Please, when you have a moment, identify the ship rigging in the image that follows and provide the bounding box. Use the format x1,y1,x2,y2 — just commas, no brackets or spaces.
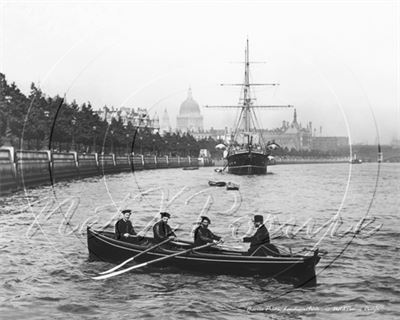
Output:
206,40,293,175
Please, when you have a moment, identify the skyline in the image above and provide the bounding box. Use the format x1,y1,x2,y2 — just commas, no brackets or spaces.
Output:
1,1,398,144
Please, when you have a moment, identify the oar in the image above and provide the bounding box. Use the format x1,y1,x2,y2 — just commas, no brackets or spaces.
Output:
98,237,173,275
92,241,217,280
172,238,242,251
171,238,192,245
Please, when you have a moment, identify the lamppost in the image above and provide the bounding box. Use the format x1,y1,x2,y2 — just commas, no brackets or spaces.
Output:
110,129,114,154
126,133,130,155
71,116,76,151
139,136,143,155
152,138,156,155
165,140,169,156
43,110,50,150
92,125,97,153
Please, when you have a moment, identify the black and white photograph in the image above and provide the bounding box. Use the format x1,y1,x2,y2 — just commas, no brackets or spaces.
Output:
0,0,399,319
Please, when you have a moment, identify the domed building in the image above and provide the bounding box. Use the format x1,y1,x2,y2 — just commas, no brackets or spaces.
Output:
176,88,203,132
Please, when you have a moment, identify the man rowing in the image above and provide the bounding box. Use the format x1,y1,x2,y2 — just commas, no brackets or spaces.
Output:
242,215,279,256
153,212,176,243
194,216,222,246
115,209,137,240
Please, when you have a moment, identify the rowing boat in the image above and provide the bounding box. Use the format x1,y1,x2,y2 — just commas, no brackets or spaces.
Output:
226,182,239,190
87,227,321,286
208,181,226,187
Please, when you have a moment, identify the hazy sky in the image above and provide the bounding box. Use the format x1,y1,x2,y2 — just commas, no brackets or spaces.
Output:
1,0,399,144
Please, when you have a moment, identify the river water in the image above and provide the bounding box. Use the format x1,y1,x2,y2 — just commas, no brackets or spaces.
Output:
0,163,399,319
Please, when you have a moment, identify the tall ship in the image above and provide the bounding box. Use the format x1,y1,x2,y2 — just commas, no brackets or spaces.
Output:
207,40,293,175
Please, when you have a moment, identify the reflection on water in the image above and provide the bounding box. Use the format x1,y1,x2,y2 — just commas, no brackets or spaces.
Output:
0,164,399,319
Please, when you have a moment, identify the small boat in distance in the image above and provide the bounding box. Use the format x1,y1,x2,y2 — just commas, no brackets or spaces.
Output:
226,182,239,190
206,40,293,175
208,181,226,187
183,167,199,170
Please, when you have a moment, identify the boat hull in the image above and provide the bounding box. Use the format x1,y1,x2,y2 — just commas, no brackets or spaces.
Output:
227,152,268,175
208,181,226,187
226,182,239,190
87,228,320,286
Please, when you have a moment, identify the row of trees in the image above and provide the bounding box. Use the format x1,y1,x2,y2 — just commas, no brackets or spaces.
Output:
0,73,222,156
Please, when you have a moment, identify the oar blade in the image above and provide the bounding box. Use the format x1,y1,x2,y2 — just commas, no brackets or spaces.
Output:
98,257,134,275
92,261,148,280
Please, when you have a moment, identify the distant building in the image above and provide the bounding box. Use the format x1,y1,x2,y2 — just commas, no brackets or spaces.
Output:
392,137,400,149
311,136,349,152
191,109,348,151
96,106,159,129
160,108,171,133
176,88,203,132
258,109,348,151
192,127,232,142
260,109,313,150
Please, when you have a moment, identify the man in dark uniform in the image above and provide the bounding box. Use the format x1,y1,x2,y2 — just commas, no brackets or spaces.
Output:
153,212,176,243
115,209,137,240
194,216,222,246
242,215,279,256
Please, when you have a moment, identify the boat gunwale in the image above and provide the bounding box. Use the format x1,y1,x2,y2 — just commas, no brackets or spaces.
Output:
89,228,312,264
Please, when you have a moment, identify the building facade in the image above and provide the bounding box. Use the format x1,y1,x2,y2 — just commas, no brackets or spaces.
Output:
96,106,159,129
311,137,349,152
190,109,349,151
259,109,313,150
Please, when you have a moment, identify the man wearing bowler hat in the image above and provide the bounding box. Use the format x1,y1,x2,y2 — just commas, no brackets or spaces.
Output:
242,215,279,256
115,209,137,240
153,212,176,243
194,216,222,246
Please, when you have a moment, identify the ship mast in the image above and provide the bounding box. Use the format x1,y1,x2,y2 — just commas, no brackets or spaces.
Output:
243,38,251,132
205,39,293,146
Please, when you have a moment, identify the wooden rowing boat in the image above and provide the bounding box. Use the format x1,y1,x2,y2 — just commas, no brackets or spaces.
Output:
87,227,322,286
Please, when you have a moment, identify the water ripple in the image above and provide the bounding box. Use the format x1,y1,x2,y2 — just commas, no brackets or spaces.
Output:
0,164,399,319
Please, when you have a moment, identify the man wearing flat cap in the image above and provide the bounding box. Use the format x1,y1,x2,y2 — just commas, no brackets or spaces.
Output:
242,215,272,255
153,212,176,243
115,209,137,240
194,216,222,246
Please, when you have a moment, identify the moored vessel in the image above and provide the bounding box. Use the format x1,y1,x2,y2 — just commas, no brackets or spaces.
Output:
206,40,293,175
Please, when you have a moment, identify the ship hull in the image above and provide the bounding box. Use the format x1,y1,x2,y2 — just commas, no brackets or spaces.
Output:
227,151,268,175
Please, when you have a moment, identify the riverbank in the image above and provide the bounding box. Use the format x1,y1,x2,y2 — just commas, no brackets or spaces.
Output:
0,147,212,195
275,157,349,165
213,157,349,167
